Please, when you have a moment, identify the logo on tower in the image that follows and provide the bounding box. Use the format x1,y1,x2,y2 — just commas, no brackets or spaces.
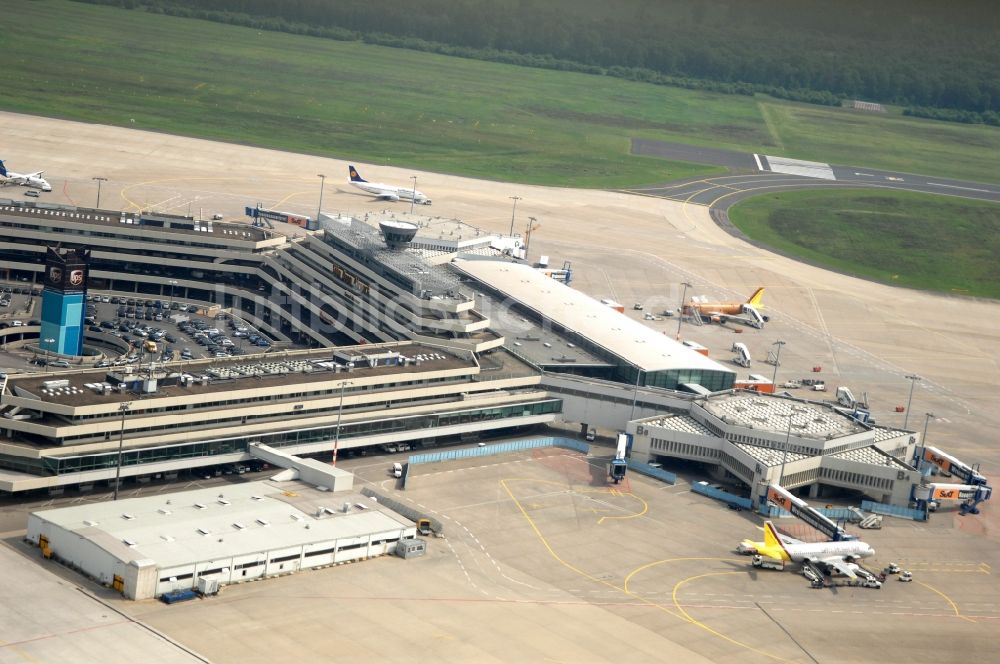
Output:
43,245,90,293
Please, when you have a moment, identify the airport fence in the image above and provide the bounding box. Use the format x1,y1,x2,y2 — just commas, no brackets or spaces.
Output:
407,437,589,465
691,482,754,510
862,500,928,521
626,460,676,484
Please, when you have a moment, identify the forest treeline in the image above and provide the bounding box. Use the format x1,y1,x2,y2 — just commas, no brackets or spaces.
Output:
76,0,1000,125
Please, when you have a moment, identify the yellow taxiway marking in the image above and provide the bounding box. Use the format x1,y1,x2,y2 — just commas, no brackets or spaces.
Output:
917,580,976,623
501,479,794,663
503,477,646,525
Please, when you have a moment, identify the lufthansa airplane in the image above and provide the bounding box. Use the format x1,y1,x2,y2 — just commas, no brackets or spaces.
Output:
348,165,431,205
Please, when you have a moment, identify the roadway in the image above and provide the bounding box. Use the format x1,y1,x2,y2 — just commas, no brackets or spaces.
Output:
628,138,1000,209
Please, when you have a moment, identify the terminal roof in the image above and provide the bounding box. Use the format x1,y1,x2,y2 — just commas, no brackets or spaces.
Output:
703,393,865,439
0,201,274,243
6,344,473,409
451,260,733,374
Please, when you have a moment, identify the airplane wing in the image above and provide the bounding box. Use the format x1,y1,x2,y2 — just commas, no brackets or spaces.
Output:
376,193,400,202
26,171,43,178
820,557,858,578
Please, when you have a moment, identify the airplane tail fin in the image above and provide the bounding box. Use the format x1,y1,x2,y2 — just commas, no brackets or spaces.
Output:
763,521,783,549
746,287,765,307
0,160,6,177
348,165,366,183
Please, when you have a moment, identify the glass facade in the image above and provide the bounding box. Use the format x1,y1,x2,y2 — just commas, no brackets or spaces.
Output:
33,398,562,476
618,366,735,392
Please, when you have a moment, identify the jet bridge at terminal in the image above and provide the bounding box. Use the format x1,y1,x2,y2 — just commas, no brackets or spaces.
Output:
913,445,992,514
764,484,858,541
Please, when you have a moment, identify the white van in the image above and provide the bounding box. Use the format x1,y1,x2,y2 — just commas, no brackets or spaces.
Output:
392,462,403,478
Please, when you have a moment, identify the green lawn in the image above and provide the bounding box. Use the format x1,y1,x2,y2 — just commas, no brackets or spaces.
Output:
0,1,998,187
728,190,1000,298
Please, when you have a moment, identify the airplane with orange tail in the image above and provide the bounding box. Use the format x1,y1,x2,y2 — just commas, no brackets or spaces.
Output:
683,287,768,328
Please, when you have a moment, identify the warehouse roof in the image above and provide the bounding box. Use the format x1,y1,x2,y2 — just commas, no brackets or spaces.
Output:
30,481,412,568
451,260,734,374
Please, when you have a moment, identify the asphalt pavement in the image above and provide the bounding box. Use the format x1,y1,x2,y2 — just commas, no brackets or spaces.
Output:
626,138,1000,209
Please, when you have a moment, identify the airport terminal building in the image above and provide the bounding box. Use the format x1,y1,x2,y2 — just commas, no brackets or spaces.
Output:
628,392,921,506
1,198,921,505
0,343,559,493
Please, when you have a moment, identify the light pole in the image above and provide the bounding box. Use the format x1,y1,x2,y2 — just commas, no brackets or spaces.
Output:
779,413,795,486
922,412,935,446
903,374,921,429
524,216,538,257
316,174,326,222
42,337,55,367
508,195,521,237
628,369,643,421
409,176,417,215
113,401,131,500
332,380,353,466
167,280,178,312
770,340,786,387
92,177,107,209
675,281,692,338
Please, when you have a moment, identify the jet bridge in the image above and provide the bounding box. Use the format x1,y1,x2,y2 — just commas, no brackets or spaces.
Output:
916,446,987,485
914,446,991,514
764,484,857,541
914,483,993,515
609,432,629,484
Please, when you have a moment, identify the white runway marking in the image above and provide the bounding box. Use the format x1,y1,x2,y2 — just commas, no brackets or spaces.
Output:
753,153,763,171
927,182,992,193
765,156,836,180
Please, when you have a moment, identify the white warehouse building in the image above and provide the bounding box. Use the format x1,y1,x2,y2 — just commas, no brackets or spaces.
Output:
26,480,417,600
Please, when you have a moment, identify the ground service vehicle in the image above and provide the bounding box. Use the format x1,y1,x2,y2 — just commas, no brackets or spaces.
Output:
751,555,785,570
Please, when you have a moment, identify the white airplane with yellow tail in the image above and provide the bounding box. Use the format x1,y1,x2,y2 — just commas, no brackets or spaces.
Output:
741,521,875,578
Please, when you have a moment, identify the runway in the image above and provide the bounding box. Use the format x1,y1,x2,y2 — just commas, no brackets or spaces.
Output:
628,139,1000,209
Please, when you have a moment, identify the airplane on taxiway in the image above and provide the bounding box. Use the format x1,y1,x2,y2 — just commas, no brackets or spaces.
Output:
0,159,52,191
348,165,431,205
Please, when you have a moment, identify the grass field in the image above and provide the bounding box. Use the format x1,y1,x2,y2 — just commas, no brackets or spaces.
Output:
728,189,1000,298
0,1,999,188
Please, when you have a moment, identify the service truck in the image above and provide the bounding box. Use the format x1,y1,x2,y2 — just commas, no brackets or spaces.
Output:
751,555,785,570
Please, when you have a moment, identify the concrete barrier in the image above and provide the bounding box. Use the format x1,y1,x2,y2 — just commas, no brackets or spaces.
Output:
862,499,928,521
691,482,753,510
625,460,676,484
408,437,589,466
